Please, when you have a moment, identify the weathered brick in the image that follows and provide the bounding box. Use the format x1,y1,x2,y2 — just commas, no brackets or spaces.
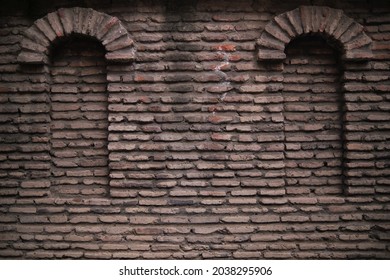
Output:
281,215,310,222
20,180,50,189
289,197,318,205
196,162,225,170
99,215,128,223
127,215,159,224
239,84,267,93
211,179,240,187
250,234,280,242
251,215,280,223
69,216,98,224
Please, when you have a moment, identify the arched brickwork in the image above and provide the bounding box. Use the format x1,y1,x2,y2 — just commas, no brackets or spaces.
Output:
17,7,135,64
15,7,136,200
257,6,373,61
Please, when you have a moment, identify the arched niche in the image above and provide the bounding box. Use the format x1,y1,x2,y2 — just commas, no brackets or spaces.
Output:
282,35,344,195
258,6,374,194
17,7,136,199
49,36,109,197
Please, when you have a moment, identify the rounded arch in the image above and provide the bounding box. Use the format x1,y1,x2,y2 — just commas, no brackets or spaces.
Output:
257,5,373,61
17,7,135,64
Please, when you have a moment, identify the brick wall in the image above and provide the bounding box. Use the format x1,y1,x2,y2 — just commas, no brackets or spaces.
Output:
0,0,389,259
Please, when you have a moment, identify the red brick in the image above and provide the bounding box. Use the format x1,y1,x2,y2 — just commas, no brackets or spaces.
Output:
250,234,280,242
99,215,128,223
281,215,310,222
69,216,98,224
289,197,318,205
196,163,225,170
228,198,257,204
251,215,280,223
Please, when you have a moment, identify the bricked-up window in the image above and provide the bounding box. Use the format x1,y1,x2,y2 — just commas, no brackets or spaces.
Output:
50,36,109,197
283,36,344,195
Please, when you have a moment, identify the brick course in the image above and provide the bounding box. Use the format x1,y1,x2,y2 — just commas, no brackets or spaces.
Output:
0,0,389,259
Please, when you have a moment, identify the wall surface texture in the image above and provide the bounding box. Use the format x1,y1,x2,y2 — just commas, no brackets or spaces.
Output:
0,0,389,259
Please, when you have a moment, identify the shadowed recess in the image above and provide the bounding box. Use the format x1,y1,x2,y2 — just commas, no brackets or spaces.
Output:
283,36,344,195
50,36,109,197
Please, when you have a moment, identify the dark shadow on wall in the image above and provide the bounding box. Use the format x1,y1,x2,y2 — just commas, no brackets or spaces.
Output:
0,0,112,19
